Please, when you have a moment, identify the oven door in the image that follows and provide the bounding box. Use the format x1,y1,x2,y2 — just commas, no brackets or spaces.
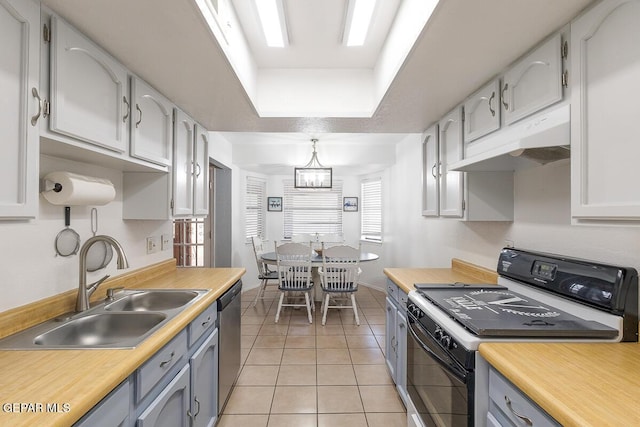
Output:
407,312,473,427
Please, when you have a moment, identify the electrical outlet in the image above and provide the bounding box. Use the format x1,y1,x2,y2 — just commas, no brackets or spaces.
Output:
161,234,171,251
146,236,159,254
504,239,515,248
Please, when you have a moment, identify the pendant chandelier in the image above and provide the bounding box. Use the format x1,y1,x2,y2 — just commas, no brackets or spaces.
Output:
294,139,332,189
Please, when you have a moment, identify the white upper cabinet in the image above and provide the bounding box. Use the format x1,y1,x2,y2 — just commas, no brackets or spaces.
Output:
173,112,210,218
130,76,173,167
438,107,464,218
464,79,500,143
193,124,210,217
173,108,196,217
421,125,439,217
501,33,564,126
571,0,640,220
49,15,129,153
0,0,40,219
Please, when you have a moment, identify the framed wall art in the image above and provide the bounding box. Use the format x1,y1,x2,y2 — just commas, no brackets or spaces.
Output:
267,196,282,212
343,197,358,212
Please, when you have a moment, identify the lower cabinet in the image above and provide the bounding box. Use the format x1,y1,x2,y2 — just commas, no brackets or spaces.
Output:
488,367,559,427
74,301,219,427
137,364,191,427
384,281,408,405
74,379,130,427
190,329,219,427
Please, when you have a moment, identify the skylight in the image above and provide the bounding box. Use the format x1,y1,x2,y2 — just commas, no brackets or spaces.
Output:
344,0,377,47
254,0,289,47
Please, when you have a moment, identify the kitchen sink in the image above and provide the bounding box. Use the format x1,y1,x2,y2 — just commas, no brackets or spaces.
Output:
0,288,209,350
104,290,200,312
33,312,166,347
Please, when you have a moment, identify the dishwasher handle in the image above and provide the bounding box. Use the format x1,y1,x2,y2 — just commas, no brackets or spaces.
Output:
217,280,242,311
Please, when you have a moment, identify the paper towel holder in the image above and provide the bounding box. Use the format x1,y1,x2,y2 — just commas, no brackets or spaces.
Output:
40,171,116,206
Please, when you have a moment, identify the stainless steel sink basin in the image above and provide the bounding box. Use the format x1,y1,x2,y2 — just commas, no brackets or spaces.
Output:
0,288,209,350
33,312,166,347
104,290,200,312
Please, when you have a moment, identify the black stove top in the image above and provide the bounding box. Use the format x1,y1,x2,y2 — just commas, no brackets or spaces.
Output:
415,284,619,338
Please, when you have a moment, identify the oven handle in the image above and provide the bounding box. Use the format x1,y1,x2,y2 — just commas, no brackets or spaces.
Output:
407,316,468,381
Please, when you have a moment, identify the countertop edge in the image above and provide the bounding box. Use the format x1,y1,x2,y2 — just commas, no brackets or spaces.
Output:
0,265,245,427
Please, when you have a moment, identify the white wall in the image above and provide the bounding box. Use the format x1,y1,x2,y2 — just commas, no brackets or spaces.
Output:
0,155,172,313
386,134,640,273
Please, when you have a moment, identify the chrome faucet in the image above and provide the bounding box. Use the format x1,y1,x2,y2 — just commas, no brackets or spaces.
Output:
76,235,129,312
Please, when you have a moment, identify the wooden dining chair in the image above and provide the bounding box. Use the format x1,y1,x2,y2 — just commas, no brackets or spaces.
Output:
274,242,315,323
318,243,361,326
250,237,279,307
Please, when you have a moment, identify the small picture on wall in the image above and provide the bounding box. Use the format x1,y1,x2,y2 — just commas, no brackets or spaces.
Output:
268,197,282,212
343,197,358,212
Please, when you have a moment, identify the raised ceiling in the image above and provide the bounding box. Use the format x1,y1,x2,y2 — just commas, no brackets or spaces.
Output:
42,0,593,134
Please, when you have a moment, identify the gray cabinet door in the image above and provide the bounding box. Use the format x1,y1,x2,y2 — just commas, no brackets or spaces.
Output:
193,123,210,217
395,309,408,404
421,124,439,217
190,329,219,427
0,0,40,219
464,79,500,143
130,76,173,167
438,107,464,218
571,0,640,219
137,364,190,427
173,108,196,216
385,297,398,382
49,16,129,153
74,380,130,427
501,34,563,126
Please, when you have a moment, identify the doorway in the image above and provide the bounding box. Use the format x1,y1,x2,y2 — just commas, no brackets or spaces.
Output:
207,160,232,267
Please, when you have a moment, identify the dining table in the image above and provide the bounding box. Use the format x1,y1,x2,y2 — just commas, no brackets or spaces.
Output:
260,250,379,301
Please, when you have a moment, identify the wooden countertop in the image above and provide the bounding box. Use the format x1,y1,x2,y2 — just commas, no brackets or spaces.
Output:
0,260,245,427
383,258,498,293
480,342,640,426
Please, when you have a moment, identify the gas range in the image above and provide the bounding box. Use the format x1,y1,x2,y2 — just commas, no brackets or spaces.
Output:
408,248,638,350
404,248,638,427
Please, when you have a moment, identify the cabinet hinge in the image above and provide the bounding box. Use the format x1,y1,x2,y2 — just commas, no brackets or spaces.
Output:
43,99,50,117
562,70,569,88
170,199,174,209
561,40,568,59
43,24,51,43
462,199,466,211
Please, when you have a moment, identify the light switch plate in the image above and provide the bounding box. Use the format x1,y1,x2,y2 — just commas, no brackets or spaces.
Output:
146,236,159,254
161,234,171,251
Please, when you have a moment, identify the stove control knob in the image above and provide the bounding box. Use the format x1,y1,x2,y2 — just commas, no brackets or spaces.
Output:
434,326,443,340
441,335,452,349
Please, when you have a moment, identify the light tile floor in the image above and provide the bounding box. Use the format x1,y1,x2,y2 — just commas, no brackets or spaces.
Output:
218,286,407,427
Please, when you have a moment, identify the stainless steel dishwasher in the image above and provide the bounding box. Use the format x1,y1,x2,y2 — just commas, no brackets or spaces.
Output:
217,280,242,415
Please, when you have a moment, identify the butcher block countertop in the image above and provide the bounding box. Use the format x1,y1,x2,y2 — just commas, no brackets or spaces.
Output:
0,259,244,427
383,258,499,293
480,342,640,427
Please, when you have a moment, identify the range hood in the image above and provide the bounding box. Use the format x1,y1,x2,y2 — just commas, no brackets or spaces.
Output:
449,104,570,172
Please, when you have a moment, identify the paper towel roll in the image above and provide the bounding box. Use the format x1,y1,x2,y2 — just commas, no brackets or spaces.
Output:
42,171,116,206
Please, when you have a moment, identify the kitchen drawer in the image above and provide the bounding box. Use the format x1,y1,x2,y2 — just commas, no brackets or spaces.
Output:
398,290,408,309
489,368,559,427
74,379,130,427
136,329,188,403
386,280,399,302
188,304,217,347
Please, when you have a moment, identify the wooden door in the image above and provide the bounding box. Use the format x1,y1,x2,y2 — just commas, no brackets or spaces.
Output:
464,79,500,143
421,125,439,217
173,108,195,216
438,107,464,218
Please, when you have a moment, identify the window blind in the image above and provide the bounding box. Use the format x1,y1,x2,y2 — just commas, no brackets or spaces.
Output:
283,179,343,239
361,178,382,242
245,176,266,242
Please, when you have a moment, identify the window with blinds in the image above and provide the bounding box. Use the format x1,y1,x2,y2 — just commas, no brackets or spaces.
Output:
283,179,343,239
245,176,266,242
361,178,382,242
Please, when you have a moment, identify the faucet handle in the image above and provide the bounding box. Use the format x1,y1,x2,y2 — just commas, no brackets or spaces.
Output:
106,286,124,301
